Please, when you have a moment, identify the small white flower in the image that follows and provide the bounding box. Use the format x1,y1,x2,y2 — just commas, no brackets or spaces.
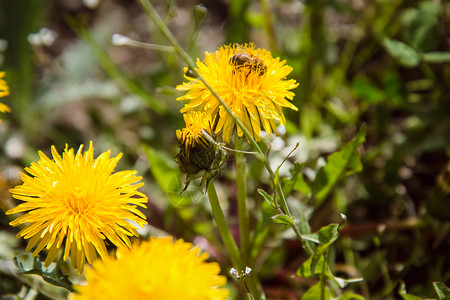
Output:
271,136,285,151
111,33,132,46
276,125,286,136
27,28,57,47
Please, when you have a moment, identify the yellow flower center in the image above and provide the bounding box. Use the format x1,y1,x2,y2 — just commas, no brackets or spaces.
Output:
66,187,89,215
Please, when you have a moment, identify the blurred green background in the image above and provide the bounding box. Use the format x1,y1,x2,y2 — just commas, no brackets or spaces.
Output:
0,0,449,299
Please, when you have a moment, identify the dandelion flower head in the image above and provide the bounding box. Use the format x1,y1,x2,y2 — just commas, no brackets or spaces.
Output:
176,111,213,155
6,142,148,274
0,71,11,120
73,237,229,300
177,43,298,143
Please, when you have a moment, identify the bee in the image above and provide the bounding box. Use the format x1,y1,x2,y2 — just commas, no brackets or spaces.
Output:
229,46,267,76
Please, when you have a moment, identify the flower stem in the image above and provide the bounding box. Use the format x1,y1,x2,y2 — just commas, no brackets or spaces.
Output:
206,183,242,269
207,183,262,299
235,137,250,262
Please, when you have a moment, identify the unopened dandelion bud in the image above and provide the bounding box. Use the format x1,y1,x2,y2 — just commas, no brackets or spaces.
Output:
175,112,227,192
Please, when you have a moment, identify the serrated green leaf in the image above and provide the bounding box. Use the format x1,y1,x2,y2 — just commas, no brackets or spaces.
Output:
272,214,295,226
258,188,276,209
433,282,450,300
382,38,421,67
15,253,74,292
300,281,331,300
311,126,366,206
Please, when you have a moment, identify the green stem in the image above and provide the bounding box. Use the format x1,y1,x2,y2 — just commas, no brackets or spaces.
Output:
292,222,314,256
207,183,242,269
235,137,250,263
260,0,277,51
207,183,262,299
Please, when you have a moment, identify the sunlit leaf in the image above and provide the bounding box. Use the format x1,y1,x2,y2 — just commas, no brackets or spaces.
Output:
271,214,295,226
400,294,423,300
300,281,331,300
301,224,340,245
258,188,276,209
382,38,421,67
297,255,327,278
433,282,450,300
311,126,366,205
303,223,344,275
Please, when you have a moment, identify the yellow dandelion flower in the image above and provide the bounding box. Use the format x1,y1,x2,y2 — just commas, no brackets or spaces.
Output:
0,71,11,120
73,236,230,300
6,142,148,274
177,43,298,143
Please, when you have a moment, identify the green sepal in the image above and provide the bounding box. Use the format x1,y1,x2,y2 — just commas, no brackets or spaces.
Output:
15,253,74,292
